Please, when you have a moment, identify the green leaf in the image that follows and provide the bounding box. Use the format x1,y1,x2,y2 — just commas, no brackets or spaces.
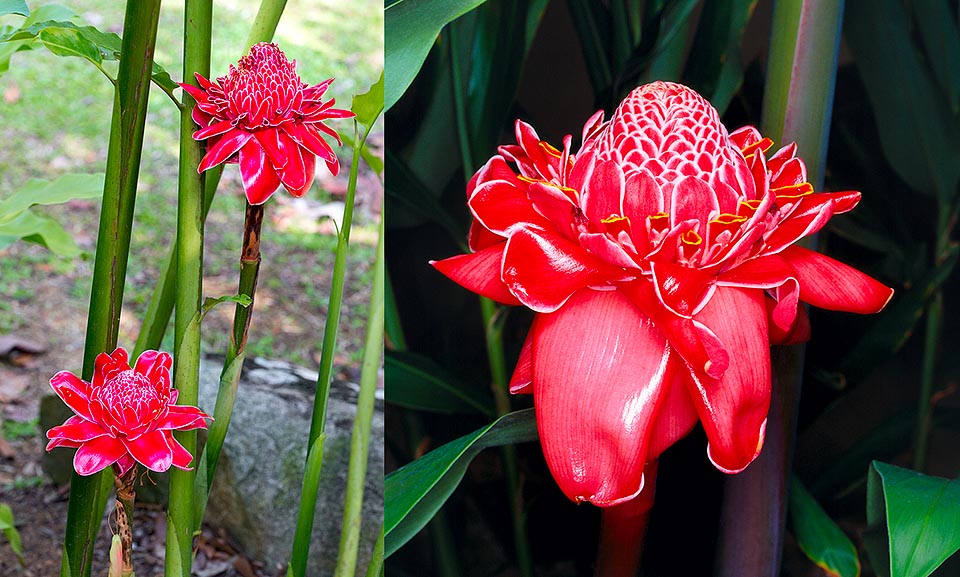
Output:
385,350,494,416
353,71,384,130
384,408,538,557
384,0,489,111
201,294,253,317
789,476,861,577
0,503,24,565
38,26,102,63
0,0,28,17
0,211,83,256
845,0,960,201
867,461,960,577
385,149,464,242
913,0,960,114
0,173,105,224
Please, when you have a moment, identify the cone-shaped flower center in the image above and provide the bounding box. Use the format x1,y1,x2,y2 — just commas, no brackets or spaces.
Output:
97,370,159,410
219,42,304,129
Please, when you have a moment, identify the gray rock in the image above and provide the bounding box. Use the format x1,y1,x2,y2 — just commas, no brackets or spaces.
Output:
39,355,383,576
198,356,383,577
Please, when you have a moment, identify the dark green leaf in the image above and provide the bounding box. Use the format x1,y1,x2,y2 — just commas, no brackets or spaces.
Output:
913,0,960,114
839,245,958,381
352,71,384,130
385,350,494,416
201,294,253,317
0,173,105,224
384,0,489,111
0,503,23,565
38,26,101,64
845,0,960,200
385,149,464,242
0,0,28,17
384,409,538,557
867,461,960,577
566,0,613,95
789,476,861,577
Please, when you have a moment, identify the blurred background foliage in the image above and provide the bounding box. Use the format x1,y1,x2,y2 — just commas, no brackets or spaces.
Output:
385,0,959,575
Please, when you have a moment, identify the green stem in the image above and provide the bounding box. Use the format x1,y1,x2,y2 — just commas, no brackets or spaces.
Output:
133,0,289,355
291,119,371,577
450,22,531,577
114,465,137,577
362,524,384,577
912,291,942,471
61,2,161,576
166,0,211,575
192,203,263,531
333,204,384,577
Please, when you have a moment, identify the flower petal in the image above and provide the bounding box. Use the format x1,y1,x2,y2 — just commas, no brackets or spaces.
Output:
780,245,894,314
646,355,699,459
533,289,672,506
502,227,629,313
49,371,93,421
431,243,521,306
283,122,337,164
717,254,799,332
193,119,235,141
198,128,253,172
649,260,717,318
155,405,210,431
123,430,173,473
74,435,128,476
47,415,108,444
238,138,282,204
509,325,535,394
167,431,196,470
469,180,550,236
687,286,771,474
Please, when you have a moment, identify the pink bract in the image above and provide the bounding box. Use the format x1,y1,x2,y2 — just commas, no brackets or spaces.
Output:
45,347,210,476
181,42,355,205
432,81,893,506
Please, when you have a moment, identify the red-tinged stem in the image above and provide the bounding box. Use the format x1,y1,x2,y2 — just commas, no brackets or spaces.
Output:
113,465,137,577
594,461,658,577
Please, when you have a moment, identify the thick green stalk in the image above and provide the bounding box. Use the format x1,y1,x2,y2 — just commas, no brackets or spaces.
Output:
60,2,161,576
333,206,384,577
291,120,370,576
912,291,942,470
718,1,843,575
166,0,211,575
450,23,532,577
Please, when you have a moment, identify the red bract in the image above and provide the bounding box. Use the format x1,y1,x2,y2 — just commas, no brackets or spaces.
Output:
432,82,893,506
181,42,355,205
46,348,210,476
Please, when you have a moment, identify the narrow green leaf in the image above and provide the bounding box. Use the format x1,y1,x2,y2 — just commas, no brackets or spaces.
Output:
845,0,960,200
385,149,464,242
384,0,489,110
353,71,384,130
0,211,83,256
789,476,861,577
867,461,960,577
0,503,24,564
0,173,105,224
200,294,252,318
565,0,612,95
0,0,28,17
385,351,494,416
384,408,538,557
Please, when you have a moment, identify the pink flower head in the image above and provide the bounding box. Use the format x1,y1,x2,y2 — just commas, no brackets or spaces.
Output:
46,347,210,476
432,81,893,506
181,42,355,205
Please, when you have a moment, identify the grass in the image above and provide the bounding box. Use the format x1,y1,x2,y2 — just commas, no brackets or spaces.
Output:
0,0,382,372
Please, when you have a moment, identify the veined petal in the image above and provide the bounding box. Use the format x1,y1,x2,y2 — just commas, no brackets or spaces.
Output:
649,261,716,318
253,128,289,170
468,218,503,252
74,435,127,476
431,243,522,306
763,191,861,253
469,180,550,235
509,325,535,394
717,254,799,331
49,371,93,421
199,129,253,172
238,139,282,204
47,415,107,444
503,227,629,313
193,119,235,141
582,160,625,225
167,431,196,470
670,175,720,227
768,299,810,345
123,430,173,473
780,246,894,314
155,405,210,431
283,122,337,164
533,289,672,506
646,353,699,459
687,286,771,474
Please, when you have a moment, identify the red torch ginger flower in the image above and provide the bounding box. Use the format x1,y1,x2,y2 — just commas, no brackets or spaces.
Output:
433,81,893,506
45,348,210,476
181,42,354,205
